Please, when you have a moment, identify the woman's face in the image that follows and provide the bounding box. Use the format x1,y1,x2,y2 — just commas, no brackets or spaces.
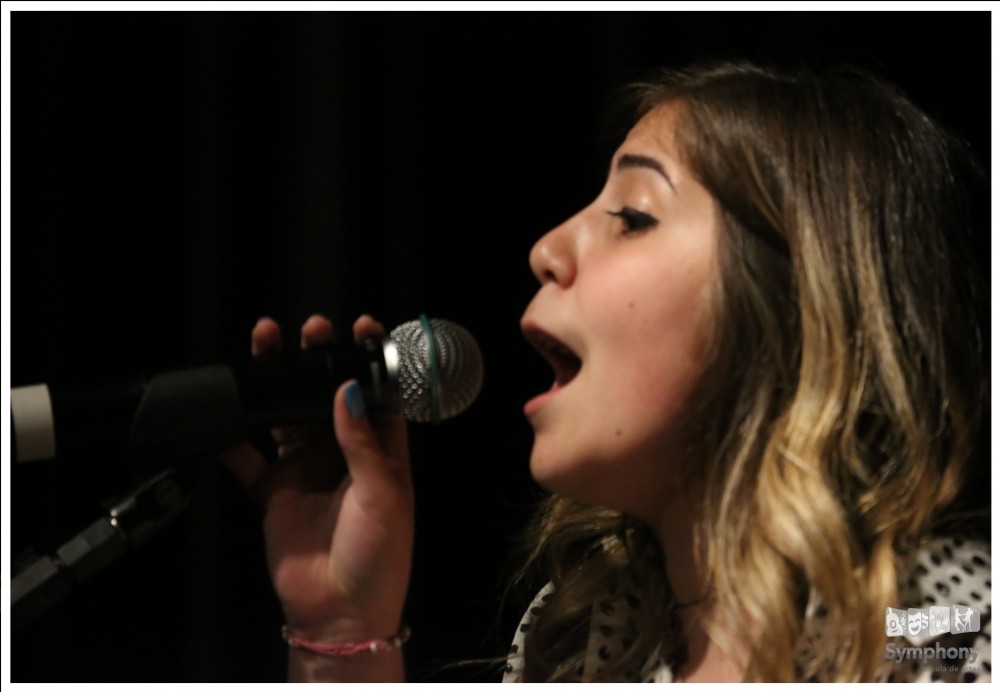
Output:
521,103,720,516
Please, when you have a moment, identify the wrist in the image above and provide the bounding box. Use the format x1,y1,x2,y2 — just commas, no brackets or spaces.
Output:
280,612,404,644
282,623,410,656
282,622,409,683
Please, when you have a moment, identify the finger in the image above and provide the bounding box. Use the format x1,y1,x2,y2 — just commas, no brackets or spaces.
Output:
249,318,300,444
220,441,269,492
333,379,411,501
270,316,335,451
301,314,335,349
271,427,311,448
370,414,408,466
352,313,386,343
350,315,408,461
224,318,285,505
252,317,283,358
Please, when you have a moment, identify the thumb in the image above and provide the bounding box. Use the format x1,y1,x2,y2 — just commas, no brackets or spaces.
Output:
333,380,412,501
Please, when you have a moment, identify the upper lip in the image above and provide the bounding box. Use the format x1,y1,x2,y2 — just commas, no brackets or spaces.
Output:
521,321,583,386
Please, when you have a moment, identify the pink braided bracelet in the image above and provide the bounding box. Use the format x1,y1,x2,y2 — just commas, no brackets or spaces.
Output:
281,624,411,657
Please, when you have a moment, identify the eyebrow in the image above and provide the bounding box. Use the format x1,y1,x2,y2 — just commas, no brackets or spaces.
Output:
614,153,676,190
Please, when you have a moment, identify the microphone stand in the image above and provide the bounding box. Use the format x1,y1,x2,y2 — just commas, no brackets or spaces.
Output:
12,469,191,631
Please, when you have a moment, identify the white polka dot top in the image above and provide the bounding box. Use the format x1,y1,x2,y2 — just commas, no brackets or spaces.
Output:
502,536,990,682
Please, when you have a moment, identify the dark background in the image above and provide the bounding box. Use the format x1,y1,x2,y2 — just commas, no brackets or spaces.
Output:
10,11,990,682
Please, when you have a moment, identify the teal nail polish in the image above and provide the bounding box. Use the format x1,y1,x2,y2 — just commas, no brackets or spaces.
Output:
345,382,366,419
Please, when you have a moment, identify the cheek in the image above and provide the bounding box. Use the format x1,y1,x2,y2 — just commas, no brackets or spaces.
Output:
587,258,715,370
585,264,718,443
531,247,719,507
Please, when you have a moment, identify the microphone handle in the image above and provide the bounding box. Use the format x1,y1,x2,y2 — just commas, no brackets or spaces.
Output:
236,337,394,429
128,338,392,472
11,338,394,468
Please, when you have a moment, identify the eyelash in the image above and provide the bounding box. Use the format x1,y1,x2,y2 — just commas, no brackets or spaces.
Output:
607,207,658,235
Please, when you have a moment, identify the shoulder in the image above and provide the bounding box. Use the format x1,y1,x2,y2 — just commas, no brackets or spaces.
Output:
505,536,991,683
884,535,991,683
900,535,989,612
502,581,672,683
502,582,554,683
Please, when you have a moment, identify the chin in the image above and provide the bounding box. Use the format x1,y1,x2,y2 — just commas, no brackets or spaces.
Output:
527,445,561,490
528,443,578,494
528,444,613,508
529,440,683,520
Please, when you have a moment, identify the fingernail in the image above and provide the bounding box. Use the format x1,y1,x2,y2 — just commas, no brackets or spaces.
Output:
345,382,366,419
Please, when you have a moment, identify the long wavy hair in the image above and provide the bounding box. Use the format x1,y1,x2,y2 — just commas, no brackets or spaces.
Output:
513,62,988,682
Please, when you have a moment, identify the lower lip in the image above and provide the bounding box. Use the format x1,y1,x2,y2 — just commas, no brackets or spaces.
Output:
524,380,568,416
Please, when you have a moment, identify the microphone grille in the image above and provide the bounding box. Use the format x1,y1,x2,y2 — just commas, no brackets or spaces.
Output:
390,318,484,423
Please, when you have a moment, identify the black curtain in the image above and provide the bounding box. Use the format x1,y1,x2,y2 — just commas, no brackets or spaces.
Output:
10,11,989,682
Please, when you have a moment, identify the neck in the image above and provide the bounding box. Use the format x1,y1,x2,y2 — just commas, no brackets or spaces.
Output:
655,492,707,608
652,491,747,682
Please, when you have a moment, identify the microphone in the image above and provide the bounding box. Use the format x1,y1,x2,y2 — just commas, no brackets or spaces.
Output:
11,316,484,468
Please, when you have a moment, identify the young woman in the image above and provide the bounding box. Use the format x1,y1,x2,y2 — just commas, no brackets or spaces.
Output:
222,61,990,682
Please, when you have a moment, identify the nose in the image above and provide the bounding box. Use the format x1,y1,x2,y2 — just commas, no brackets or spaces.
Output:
529,217,577,287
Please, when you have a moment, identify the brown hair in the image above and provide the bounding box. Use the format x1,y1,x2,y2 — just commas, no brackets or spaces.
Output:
514,61,987,682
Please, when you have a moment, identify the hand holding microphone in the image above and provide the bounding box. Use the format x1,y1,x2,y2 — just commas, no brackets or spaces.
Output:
221,314,455,682
12,312,483,681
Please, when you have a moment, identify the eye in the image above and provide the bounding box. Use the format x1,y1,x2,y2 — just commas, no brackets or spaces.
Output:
607,207,658,236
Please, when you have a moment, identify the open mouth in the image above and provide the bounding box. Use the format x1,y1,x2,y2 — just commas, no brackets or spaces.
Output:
524,326,583,387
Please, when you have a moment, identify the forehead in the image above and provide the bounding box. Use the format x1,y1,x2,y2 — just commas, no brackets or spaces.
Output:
617,103,684,161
